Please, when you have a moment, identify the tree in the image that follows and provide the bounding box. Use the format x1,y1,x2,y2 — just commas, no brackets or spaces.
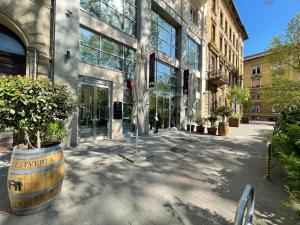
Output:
0,76,76,148
262,13,300,108
227,86,250,114
268,13,300,73
262,76,300,109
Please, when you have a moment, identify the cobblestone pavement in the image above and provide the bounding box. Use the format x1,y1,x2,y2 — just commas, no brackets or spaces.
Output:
0,122,299,225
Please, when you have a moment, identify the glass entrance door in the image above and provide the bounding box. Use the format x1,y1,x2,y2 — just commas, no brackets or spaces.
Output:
149,94,179,129
79,83,110,142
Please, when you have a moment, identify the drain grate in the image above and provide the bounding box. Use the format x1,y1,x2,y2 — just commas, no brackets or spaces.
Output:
170,147,188,153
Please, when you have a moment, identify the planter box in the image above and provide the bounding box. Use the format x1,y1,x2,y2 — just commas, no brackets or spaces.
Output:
218,122,229,136
229,118,240,127
241,116,250,124
196,126,205,134
207,127,217,135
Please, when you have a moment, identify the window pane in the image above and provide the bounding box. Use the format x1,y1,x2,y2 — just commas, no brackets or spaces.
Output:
80,28,99,48
79,27,135,76
80,0,136,36
101,37,123,57
151,10,177,59
100,52,123,70
80,45,99,65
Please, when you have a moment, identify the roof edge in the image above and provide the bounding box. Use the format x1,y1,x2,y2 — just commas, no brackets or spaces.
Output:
244,51,269,61
227,0,249,40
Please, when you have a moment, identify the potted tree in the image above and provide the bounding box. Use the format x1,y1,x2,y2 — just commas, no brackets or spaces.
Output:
229,114,241,127
0,76,75,215
241,99,253,124
216,106,233,136
227,86,250,125
195,117,207,134
207,114,218,135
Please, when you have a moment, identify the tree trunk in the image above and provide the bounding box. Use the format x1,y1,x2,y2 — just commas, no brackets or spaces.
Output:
36,130,41,149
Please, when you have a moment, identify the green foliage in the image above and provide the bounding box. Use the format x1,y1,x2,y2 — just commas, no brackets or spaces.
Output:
261,76,300,109
278,152,300,190
227,86,250,104
0,76,76,147
276,102,300,133
208,114,218,127
272,109,300,204
41,122,69,143
268,13,300,73
229,114,241,119
215,106,233,122
195,117,207,126
268,12,300,214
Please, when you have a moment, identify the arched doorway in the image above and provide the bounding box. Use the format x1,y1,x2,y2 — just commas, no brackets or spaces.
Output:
0,24,26,75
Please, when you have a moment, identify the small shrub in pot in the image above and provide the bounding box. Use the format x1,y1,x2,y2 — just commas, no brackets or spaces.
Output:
216,106,232,136
207,114,218,135
195,117,207,134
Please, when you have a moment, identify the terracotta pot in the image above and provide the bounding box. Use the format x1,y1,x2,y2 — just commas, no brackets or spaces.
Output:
229,118,240,127
196,126,205,134
207,127,217,135
241,116,250,124
218,122,229,136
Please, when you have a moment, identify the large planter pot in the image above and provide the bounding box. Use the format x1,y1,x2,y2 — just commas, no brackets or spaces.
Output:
229,118,240,127
218,122,229,136
207,127,217,135
0,131,13,153
196,126,205,134
187,125,195,132
241,116,250,124
7,143,64,215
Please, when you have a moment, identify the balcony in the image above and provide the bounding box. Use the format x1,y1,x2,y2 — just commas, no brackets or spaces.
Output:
208,69,229,86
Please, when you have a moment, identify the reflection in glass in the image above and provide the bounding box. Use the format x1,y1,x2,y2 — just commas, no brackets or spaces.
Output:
80,0,136,36
79,27,135,79
187,37,201,70
151,10,177,58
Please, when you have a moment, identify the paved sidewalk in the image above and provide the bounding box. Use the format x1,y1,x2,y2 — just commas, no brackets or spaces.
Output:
0,122,299,225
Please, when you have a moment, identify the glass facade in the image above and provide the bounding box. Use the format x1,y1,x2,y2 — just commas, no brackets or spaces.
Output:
123,103,133,133
150,10,178,58
149,60,179,129
187,37,201,71
154,60,178,95
80,0,137,36
79,27,135,79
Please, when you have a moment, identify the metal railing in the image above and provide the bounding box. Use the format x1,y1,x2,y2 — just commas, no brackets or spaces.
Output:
234,184,255,225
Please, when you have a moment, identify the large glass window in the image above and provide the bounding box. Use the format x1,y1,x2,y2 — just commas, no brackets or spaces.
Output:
150,10,178,59
187,37,201,71
79,27,135,79
80,0,136,36
154,60,178,95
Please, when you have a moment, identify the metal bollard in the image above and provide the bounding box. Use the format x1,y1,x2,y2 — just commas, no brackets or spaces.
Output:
265,142,272,181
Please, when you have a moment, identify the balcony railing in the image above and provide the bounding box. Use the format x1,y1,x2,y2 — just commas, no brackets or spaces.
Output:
208,69,229,86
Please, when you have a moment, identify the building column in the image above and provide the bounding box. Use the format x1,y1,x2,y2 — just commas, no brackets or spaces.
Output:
54,0,80,146
179,26,188,129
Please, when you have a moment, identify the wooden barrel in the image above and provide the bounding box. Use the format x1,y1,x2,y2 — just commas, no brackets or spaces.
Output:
7,144,64,215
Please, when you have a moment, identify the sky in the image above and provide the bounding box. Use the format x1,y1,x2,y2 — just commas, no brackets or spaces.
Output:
233,0,300,57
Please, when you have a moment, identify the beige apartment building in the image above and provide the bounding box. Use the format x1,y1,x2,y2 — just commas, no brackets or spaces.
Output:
243,51,299,121
205,0,248,116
